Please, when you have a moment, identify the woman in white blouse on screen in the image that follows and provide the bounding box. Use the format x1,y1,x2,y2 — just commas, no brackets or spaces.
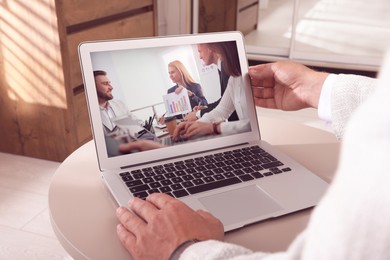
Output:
173,41,251,140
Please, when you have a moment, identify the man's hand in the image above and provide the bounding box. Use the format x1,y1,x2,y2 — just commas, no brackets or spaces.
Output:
116,193,224,260
249,61,329,110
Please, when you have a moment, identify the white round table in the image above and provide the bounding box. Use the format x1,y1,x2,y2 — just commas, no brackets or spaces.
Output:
49,116,339,259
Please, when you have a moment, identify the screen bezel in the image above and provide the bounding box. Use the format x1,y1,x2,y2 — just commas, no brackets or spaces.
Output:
78,32,261,171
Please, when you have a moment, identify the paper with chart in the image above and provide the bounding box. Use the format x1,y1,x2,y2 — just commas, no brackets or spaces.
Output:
162,90,192,117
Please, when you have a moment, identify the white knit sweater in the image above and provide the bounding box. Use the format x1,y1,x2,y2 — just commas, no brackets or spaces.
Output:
181,55,390,259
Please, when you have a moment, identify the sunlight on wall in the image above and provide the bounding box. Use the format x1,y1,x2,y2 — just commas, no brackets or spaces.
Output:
245,0,390,66
0,0,67,108
293,0,390,57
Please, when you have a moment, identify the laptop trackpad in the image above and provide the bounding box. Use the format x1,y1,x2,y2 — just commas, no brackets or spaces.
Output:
199,185,283,227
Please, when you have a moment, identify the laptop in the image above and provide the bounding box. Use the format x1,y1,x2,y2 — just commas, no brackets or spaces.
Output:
78,32,328,232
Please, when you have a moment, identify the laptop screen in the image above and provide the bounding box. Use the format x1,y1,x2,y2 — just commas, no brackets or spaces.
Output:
79,32,260,170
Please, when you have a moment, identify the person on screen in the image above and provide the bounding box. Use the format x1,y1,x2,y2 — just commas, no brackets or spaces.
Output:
167,60,208,111
158,60,208,124
184,43,238,122
173,41,251,140
94,70,141,135
95,70,158,156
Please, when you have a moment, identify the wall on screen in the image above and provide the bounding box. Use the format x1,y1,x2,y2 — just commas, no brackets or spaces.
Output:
91,45,221,120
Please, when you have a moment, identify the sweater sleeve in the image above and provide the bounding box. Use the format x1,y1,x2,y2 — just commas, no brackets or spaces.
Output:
179,240,268,260
197,83,235,124
179,235,308,260
331,74,377,139
198,77,250,135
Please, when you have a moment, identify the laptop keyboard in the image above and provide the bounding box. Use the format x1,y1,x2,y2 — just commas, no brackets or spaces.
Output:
119,145,291,200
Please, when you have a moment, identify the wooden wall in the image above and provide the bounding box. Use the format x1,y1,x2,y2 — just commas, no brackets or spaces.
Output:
198,0,258,35
0,0,156,161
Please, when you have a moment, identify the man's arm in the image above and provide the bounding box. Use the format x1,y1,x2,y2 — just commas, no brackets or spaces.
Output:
330,74,377,139
249,61,377,139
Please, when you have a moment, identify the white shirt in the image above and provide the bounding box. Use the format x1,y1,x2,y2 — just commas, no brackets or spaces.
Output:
198,76,251,135
318,74,337,123
100,103,117,131
100,99,140,135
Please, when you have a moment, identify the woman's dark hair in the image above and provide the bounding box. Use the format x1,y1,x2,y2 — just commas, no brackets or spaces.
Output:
207,41,241,77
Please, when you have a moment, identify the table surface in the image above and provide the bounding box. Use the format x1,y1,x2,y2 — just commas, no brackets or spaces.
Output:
49,116,340,260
